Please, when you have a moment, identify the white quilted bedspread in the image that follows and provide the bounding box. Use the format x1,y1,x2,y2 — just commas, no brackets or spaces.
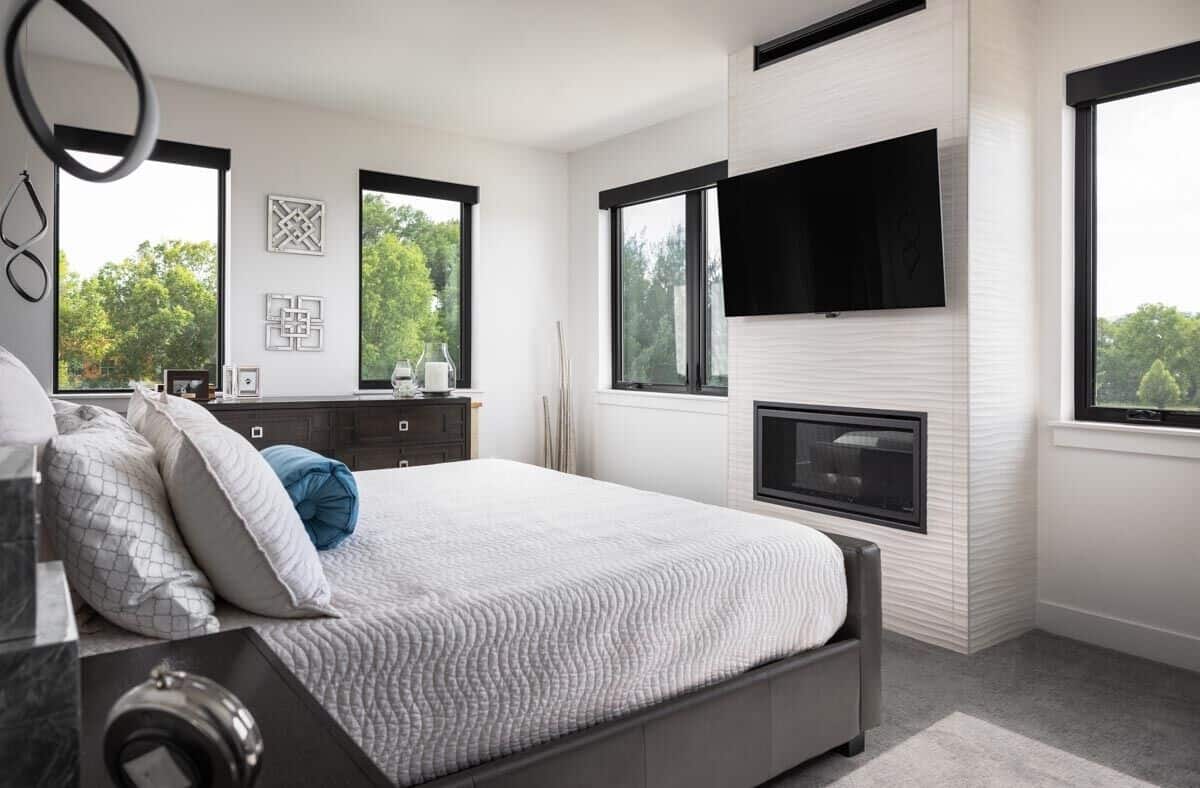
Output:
81,459,848,786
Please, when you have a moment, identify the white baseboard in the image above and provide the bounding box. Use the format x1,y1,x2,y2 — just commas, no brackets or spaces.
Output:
1037,600,1200,674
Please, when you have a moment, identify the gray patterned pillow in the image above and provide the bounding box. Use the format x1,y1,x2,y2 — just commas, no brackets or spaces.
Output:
44,402,219,639
130,388,336,618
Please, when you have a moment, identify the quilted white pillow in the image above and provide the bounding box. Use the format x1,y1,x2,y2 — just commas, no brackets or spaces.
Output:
44,402,219,639
0,344,56,446
130,388,335,618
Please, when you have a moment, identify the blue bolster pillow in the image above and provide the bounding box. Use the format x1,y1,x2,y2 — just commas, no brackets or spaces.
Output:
262,445,359,550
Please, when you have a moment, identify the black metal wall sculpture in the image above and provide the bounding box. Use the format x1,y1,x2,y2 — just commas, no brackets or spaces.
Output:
0,170,48,302
4,0,159,183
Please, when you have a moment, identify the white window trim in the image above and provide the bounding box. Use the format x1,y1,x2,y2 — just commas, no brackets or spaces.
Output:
596,388,727,416
1049,420,1200,460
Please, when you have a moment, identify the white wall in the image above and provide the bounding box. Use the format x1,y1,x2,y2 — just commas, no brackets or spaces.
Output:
566,106,730,505
0,55,568,464
1034,0,1200,672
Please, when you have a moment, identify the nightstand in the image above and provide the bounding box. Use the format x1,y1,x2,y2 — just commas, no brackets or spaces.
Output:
80,628,392,787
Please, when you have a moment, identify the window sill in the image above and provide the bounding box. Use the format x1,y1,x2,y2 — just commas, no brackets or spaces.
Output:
1049,420,1200,460
596,388,728,416
52,392,133,414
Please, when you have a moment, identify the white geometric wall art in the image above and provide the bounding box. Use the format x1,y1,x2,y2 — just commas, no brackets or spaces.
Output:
267,195,325,255
264,294,325,351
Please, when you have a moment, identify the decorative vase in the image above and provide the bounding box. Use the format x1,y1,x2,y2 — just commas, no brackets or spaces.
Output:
391,359,418,398
416,342,456,396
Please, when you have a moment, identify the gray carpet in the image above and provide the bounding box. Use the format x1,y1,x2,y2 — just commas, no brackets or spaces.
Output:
767,630,1200,787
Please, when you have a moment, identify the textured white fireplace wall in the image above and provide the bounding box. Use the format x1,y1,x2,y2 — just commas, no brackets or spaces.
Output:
725,0,972,651
965,0,1038,651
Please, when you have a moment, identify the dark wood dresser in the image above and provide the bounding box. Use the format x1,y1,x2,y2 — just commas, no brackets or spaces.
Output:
202,395,470,472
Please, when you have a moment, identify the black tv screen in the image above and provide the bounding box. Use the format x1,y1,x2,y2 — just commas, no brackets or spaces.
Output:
717,129,945,317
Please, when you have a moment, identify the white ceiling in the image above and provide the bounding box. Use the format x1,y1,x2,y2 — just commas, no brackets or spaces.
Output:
21,0,862,153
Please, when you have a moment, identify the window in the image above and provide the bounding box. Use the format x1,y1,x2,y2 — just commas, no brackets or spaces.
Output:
602,162,728,394
359,170,476,389
54,127,228,393
1070,42,1200,428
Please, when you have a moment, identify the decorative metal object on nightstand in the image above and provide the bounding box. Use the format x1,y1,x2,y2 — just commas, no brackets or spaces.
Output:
104,666,263,787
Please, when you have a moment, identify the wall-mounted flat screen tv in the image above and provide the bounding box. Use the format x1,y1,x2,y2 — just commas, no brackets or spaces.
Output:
717,129,945,317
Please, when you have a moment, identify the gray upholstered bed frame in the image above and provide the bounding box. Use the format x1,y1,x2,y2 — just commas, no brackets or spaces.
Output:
420,532,882,788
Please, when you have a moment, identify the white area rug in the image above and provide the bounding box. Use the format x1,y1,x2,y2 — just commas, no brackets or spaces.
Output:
830,712,1157,787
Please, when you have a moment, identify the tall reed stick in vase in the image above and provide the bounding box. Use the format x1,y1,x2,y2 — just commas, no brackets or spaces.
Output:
542,395,554,469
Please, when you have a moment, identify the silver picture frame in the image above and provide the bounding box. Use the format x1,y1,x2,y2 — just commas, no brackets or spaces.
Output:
236,365,261,398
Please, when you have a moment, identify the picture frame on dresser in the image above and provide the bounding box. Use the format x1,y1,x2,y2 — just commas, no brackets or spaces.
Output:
164,369,211,401
236,365,262,398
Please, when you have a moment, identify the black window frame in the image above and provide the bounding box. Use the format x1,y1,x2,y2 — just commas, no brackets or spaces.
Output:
52,125,230,394
601,161,728,396
358,170,477,390
1068,41,1200,429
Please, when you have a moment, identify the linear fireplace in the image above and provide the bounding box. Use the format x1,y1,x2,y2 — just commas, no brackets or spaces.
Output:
754,402,926,533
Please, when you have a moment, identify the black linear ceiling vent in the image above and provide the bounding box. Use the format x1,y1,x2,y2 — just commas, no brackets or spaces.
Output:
754,0,926,70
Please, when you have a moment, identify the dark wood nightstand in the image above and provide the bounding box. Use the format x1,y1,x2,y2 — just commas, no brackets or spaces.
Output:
80,628,392,787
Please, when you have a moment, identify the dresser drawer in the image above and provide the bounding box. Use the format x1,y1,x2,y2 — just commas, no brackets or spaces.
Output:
399,443,466,468
336,403,465,446
214,409,333,452
335,442,466,472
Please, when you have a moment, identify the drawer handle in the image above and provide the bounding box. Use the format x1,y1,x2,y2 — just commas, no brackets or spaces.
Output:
398,420,409,432
251,426,263,439
398,459,409,468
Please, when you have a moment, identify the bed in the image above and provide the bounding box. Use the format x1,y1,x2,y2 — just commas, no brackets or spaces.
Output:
77,458,881,787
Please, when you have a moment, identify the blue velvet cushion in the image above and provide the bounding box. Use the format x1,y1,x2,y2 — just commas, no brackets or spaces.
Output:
261,445,359,550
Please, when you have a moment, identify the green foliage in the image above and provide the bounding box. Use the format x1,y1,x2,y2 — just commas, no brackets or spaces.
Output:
56,252,113,385
359,193,460,381
57,241,217,390
1136,358,1182,408
620,227,687,385
360,234,440,380
1096,303,1200,410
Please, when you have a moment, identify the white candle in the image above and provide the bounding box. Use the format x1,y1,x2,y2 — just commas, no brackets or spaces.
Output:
425,361,449,392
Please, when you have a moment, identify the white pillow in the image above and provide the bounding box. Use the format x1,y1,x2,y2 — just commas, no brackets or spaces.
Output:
44,401,219,639
0,345,56,446
125,384,216,432
129,388,335,618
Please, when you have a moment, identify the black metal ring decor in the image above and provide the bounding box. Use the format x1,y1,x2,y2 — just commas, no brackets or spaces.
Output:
4,0,159,183
0,170,48,303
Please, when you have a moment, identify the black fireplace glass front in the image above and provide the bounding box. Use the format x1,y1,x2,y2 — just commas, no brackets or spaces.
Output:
754,402,926,533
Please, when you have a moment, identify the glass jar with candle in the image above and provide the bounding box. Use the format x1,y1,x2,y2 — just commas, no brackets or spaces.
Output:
416,342,456,396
